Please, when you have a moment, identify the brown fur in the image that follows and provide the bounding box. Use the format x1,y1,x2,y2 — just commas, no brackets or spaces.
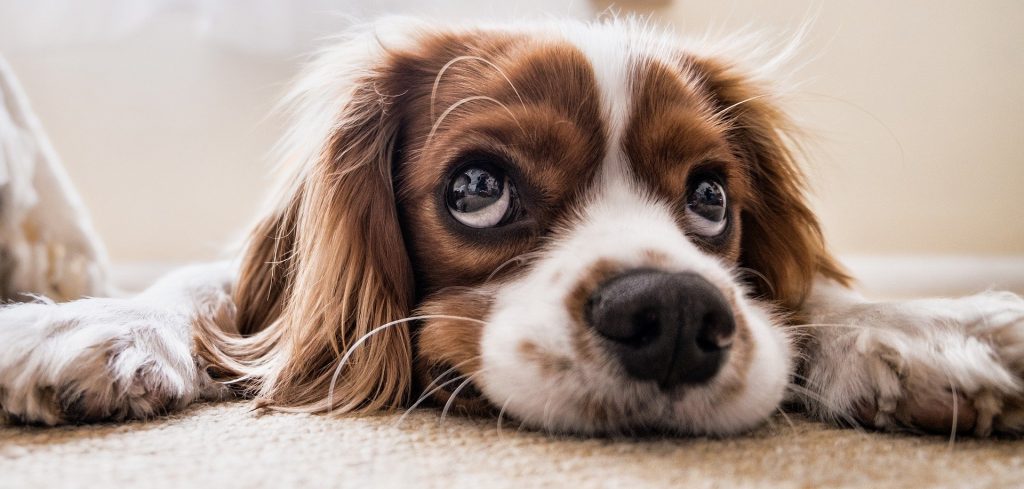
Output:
394,40,609,407
198,62,418,412
689,57,851,310
413,288,496,414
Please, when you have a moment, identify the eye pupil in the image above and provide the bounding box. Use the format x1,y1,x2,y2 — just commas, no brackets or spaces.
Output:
686,178,727,237
446,162,518,229
697,182,723,207
450,168,503,213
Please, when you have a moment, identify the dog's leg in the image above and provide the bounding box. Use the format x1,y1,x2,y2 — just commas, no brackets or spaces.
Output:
0,262,235,425
795,279,1024,435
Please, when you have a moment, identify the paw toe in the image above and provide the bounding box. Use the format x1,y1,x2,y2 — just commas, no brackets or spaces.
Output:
899,387,978,435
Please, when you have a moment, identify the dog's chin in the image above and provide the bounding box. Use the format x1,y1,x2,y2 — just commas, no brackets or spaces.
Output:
476,369,790,437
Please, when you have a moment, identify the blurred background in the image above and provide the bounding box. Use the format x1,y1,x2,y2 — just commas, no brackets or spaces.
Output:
0,0,1021,295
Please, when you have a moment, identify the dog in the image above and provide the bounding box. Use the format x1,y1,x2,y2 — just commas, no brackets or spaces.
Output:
1,17,1022,436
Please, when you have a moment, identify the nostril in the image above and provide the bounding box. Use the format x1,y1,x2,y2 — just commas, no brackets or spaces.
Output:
695,311,735,353
695,334,719,353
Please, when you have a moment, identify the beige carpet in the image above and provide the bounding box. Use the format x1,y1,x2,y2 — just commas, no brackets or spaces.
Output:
2,401,1022,489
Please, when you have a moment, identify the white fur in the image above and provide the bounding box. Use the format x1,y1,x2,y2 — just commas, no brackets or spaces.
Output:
0,263,232,425
798,280,1024,435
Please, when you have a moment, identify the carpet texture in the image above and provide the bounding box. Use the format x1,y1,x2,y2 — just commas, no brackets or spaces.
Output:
2,401,1022,488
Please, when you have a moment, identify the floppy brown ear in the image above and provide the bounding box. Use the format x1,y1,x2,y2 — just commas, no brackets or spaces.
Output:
694,59,850,311
200,47,416,413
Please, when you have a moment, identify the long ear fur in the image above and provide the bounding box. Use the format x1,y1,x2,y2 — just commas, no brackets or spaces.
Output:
196,25,419,413
694,58,850,311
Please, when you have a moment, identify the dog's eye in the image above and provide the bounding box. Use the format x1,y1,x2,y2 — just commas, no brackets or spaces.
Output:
446,164,518,228
686,179,727,236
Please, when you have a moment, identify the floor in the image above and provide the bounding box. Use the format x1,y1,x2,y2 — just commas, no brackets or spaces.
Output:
2,402,1023,488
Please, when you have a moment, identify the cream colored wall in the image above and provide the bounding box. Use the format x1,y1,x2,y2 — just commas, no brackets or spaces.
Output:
5,19,288,262
643,0,1024,255
1,2,589,263
4,2,1023,263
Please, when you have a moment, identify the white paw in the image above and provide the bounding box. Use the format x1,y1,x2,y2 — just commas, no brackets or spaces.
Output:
0,298,225,425
799,291,1024,436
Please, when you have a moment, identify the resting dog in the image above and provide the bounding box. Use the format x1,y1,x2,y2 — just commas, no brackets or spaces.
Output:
1,18,1022,436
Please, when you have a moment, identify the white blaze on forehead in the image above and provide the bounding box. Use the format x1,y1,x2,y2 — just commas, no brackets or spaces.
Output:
558,23,635,185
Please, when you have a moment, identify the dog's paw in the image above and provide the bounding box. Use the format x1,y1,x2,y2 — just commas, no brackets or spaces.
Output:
798,291,1024,436
0,299,224,425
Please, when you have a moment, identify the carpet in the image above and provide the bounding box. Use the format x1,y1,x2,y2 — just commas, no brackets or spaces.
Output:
2,401,1022,488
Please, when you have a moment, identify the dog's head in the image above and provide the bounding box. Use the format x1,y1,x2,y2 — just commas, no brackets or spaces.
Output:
225,18,848,435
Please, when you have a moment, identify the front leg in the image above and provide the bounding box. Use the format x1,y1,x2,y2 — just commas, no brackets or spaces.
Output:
796,279,1024,436
0,262,236,425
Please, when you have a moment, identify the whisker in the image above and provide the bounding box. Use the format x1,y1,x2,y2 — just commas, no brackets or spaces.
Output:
515,418,530,435
427,96,524,145
934,360,960,449
496,396,514,440
395,357,483,427
420,357,480,402
789,371,815,385
327,314,486,413
395,374,470,427
786,323,876,331
949,379,959,449
712,93,771,121
486,251,543,282
735,266,776,297
775,406,797,435
540,397,555,434
431,55,526,123
439,373,480,425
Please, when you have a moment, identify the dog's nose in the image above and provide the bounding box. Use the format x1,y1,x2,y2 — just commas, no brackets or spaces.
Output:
585,270,735,389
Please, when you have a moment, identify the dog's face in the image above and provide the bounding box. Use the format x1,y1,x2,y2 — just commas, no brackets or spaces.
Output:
397,28,792,435
229,19,846,436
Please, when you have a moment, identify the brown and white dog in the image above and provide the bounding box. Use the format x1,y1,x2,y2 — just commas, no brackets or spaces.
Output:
2,18,1023,436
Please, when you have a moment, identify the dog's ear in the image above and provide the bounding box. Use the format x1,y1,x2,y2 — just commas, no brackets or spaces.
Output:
207,37,417,413
694,58,850,311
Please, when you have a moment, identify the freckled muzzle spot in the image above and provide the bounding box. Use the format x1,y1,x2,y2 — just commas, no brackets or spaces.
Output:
517,341,573,377
565,259,627,366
